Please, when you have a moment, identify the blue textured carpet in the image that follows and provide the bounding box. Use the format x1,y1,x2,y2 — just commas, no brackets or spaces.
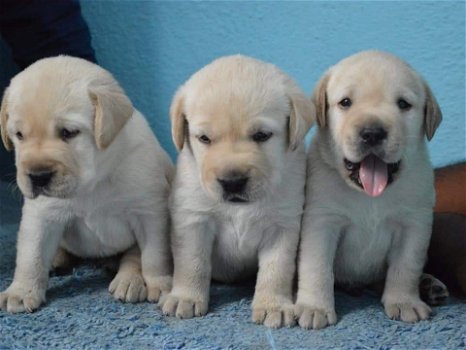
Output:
0,182,465,349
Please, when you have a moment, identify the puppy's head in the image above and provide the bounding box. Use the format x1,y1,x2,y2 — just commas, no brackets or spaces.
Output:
313,50,442,197
170,55,314,204
0,56,133,199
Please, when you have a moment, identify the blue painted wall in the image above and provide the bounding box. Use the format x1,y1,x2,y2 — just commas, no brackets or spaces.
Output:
1,0,465,169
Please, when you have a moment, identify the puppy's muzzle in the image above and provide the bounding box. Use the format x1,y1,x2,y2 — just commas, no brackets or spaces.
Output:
359,126,387,148
344,123,402,197
28,169,55,189
217,173,249,203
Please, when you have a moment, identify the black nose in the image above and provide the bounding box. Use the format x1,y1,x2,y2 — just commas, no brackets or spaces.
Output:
28,170,55,188
359,127,387,146
218,176,248,194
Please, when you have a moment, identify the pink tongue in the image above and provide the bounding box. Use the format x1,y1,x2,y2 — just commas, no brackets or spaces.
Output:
359,155,388,197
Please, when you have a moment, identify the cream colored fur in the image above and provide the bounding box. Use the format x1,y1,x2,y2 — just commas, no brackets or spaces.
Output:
0,56,174,313
160,55,314,328
296,50,442,329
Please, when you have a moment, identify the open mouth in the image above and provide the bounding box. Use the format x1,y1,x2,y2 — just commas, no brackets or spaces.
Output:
344,155,400,197
31,187,47,199
30,186,72,199
223,194,249,204
32,190,60,200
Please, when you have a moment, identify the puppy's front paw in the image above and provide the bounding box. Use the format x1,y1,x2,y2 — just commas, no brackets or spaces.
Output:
384,299,431,323
294,304,337,330
251,295,295,328
252,304,295,328
0,284,46,313
109,272,147,303
145,275,173,303
160,293,208,319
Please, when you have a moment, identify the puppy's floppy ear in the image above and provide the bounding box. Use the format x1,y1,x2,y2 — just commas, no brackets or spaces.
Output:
170,87,187,151
312,73,330,128
0,88,13,151
423,81,442,141
88,80,133,150
288,91,315,150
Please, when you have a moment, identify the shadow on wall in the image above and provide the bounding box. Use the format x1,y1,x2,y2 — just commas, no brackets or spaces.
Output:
0,40,17,182
80,1,465,167
0,1,465,181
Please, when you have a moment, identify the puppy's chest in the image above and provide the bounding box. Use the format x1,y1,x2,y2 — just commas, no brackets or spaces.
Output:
334,213,400,284
76,209,131,237
215,210,270,255
209,211,275,281
62,200,135,257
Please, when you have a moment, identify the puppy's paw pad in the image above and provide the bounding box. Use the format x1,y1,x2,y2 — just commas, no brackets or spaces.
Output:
161,294,208,319
420,273,449,306
0,288,44,314
109,273,147,303
384,300,431,323
252,305,295,328
295,304,337,330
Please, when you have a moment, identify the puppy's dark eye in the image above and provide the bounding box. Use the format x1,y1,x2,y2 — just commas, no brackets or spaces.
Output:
397,98,412,111
339,98,352,109
252,131,272,143
16,131,24,140
198,135,211,145
60,128,80,141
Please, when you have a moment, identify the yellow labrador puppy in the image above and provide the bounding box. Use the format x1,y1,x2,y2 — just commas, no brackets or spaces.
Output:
0,56,173,313
161,55,314,328
296,51,442,329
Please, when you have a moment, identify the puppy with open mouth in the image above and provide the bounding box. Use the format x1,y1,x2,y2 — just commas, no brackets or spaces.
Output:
160,55,314,328
0,56,173,313
296,50,442,329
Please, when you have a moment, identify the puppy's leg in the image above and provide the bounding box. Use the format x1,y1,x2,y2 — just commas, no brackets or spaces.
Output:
295,215,341,330
368,273,449,306
161,218,214,319
382,222,432,323
136,213,173,303
50,246,79,276
108,245,147,303
419,273,449,306
51,247,73,270
252,230,299,329
0,203,65,313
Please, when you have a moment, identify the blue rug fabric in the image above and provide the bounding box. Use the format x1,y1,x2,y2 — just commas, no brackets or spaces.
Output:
0,181,465,349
